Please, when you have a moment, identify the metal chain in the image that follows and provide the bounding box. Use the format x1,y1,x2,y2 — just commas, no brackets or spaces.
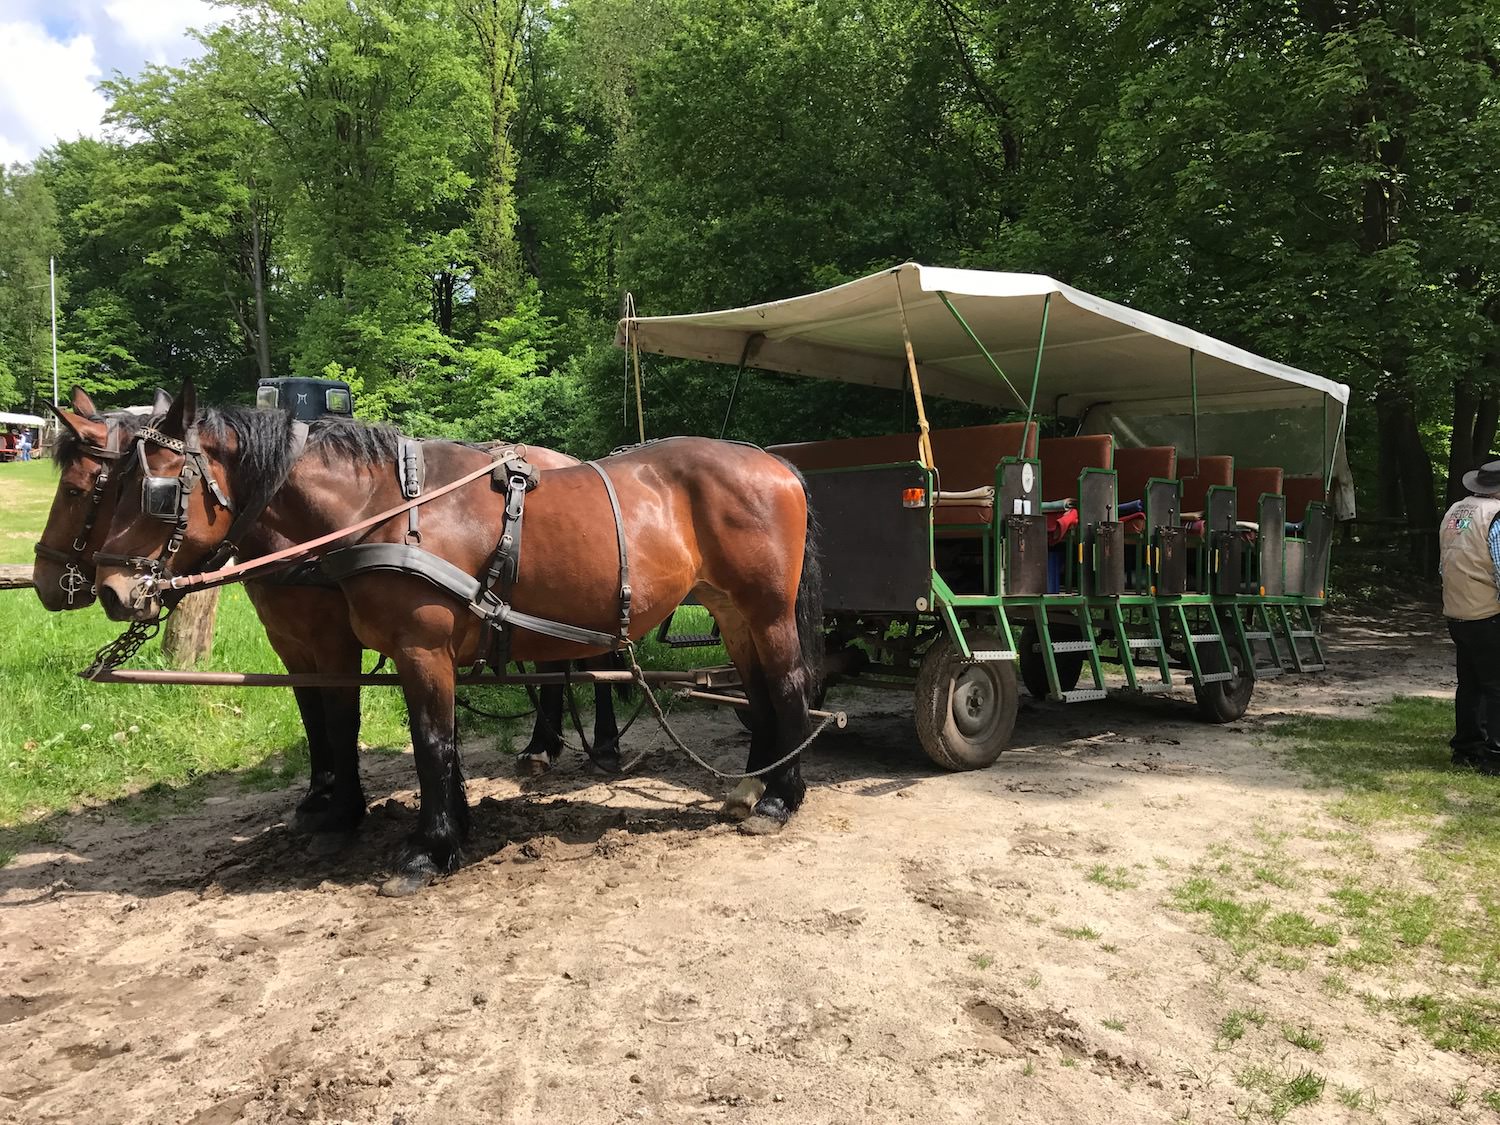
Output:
81,611,171,681
623,641,833,780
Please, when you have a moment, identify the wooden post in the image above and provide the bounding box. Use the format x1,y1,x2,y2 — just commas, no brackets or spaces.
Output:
161,588,220,668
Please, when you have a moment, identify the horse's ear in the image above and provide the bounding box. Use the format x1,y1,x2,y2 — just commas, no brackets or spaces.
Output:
47,403,106,445
152,387,173,415
161,377,197,436
70,386,99,418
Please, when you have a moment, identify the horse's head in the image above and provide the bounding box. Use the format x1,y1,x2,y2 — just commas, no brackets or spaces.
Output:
33,387,167,612
95,378,238,622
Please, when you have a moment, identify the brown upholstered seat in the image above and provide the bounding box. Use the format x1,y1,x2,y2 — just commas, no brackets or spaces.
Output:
1233,467,1284,523
1037,435,1114,503
1113,446,1176,502
1178,455,1233,513
1282,476,1326,523
769,422,1038,530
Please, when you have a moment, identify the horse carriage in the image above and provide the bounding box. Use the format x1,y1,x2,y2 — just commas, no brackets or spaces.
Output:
32,262,1347,893
623,263,1350,769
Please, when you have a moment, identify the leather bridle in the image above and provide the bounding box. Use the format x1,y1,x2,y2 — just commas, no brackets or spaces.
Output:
32,418,132,605
93,423,234,606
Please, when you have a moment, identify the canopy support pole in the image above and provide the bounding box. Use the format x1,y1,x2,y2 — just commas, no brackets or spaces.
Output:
1190,350,1200,464
1324,403,1347,497
631,333,647,445
895,284,935,469
936,292,1028,410
1022,295,1051,457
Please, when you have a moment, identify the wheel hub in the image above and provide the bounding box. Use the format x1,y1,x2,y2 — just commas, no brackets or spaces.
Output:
952,666,997,737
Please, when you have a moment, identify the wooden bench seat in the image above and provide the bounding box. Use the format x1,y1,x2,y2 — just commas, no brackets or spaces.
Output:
769,422,1039,529
1113,446,1176,502
1179,454,1233,513
1233,467,1284,523
1037,435,1114,503
1283,476,1326,523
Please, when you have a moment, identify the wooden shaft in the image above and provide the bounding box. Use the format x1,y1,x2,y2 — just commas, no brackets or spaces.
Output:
88,667,703,689
894,282,935,470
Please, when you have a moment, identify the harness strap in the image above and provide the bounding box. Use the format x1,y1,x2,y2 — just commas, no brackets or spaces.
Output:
398,437,425,544
585,459,632,642
321,543,620,651
477,454,540,673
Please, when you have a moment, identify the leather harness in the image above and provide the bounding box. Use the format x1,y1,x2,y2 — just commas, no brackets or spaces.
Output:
102,422,635,658
33,417,132,605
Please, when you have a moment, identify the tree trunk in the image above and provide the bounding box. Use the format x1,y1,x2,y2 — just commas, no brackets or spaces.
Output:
1377,387,1440,573
162,589,220,668
1447,376,1478,506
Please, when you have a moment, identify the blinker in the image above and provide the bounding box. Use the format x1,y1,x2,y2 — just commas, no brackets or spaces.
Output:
142,475,182,522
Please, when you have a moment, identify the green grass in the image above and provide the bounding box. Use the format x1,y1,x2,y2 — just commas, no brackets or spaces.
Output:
1085,862,1138,890
1057,924,1102,941
0,459,727,844
1280,1024,1324,1053
1216,1007,1267,1049
1234,1064,1325,1121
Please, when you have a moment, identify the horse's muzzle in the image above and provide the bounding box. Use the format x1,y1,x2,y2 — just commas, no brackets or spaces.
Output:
97,572,160,622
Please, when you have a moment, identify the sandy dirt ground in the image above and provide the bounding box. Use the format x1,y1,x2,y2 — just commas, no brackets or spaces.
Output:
2,601,1495,1124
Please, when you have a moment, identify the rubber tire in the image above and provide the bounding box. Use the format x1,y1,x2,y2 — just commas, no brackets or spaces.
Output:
1192,640,1254,723
1018,622,1085,699
914,630,1019,770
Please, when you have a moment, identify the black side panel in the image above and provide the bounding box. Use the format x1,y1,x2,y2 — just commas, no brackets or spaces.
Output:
1211,530,1245,596
1284,539,1307,595
1005,514,1048,595
805,465,932,613
1156,526,1188,595
1093,522,1125,595
1259,494,1287,596
1302,502,1334,600
1205,485,1237,533
1146,478,1180,531
998,457,1041,519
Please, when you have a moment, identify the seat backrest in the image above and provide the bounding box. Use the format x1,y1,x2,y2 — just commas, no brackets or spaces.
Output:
1179,454,1233,512
1233,467,1284,522
1037,435,1114,502
1113,446,1176,502
769,421,1038,483
1282,475,1326,523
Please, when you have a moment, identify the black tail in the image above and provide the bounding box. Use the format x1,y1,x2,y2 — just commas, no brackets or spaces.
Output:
786,463,824,697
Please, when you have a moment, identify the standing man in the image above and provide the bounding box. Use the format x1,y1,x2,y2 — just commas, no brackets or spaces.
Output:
1439,459,1500,775
17,428,31,461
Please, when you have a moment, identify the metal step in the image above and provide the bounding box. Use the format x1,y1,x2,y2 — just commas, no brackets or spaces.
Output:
1126,637,1162,649
1133,681,1174,694
1060,688,1108,703
1298,663,1326,672
1290,630,1318,639
1252,665,1283,679
1244,631,1272,641
1195,672,1234,684
968,650,1017,662
1051,640,1095,654
1187,633,1223,644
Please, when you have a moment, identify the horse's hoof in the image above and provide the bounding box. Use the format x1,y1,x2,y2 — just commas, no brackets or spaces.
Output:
516,751,554,776
377,871,431,897
720,777,766,822
738,796,791,835
587,741,624,774
294,795,365,836
307,831,357,857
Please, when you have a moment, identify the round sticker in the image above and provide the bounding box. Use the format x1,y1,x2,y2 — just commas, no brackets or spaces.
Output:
1021,462,1035,493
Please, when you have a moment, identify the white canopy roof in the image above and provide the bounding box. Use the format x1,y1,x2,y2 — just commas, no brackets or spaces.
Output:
0,411,45,426
618,263,1348,416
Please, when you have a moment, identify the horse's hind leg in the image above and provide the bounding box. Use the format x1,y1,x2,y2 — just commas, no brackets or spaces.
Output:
383,649,469,897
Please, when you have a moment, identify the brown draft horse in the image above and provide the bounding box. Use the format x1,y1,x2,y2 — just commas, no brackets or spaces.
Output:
91,379,822,895
37,389,623,841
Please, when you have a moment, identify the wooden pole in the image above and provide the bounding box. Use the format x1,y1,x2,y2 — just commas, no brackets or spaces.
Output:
894,281,935,469
161,588,220,668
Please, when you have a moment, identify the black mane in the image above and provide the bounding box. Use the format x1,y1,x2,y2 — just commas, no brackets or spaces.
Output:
200,406,405,512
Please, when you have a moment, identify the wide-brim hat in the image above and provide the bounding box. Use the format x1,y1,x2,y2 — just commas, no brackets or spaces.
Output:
1463,459,1500,494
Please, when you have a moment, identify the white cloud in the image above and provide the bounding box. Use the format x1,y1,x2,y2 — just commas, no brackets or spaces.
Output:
0,21,108,165
104,0,218,65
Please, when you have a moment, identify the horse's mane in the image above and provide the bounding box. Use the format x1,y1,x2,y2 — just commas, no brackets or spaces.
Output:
51,411,148,469
201,406,405,513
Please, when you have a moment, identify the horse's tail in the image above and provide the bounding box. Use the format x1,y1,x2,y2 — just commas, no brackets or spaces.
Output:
785,461,824,699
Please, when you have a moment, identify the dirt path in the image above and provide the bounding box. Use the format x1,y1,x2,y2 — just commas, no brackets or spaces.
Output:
1,602,1492,1124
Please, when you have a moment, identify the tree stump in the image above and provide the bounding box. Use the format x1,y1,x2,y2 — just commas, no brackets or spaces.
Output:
162,589,220,668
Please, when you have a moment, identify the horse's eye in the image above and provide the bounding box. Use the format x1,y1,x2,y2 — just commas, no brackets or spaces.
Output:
65,486,84,498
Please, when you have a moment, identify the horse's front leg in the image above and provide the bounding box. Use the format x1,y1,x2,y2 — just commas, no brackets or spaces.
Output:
382,648,468,897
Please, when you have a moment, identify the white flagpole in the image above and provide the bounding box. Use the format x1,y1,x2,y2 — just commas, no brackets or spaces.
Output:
49,256,58,406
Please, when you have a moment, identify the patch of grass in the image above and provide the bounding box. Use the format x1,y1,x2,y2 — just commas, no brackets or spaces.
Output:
1102,1016,1126,1031
1280,1024,1324,1053
1319,973,1349,997
1216,1007,1266,1049
1099,942,1119,954
1334,1085,1375,1111
1481,1089,1500,1113
1171,875,1270,954
1059,1057,1078,1068
1024,971,1042,989
1021,1060,1035,1077
1235,1064,1325,1121
1264,912,1339,949
1448,1082,1469,1109
1398,993,1500,1058
1057,924,1101,941
969,952,993,970
1086,863,1137,890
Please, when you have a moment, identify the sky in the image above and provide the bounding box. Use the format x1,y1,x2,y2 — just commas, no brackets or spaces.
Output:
0,0,221,167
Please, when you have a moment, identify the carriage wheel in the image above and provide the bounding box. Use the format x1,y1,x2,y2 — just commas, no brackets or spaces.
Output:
1017,622,1084,699
914,630,1018,771
1192,640,1254,723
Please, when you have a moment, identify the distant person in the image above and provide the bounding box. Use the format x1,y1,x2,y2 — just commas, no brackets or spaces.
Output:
17,429,31,461
1439,459,1500,775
